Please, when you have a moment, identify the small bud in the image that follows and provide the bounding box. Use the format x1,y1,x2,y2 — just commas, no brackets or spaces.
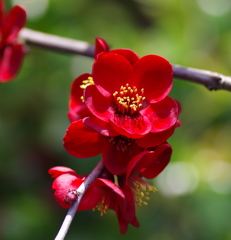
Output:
64,189,78,204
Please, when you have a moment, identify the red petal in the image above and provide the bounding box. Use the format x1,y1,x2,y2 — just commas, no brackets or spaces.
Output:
4,5,26,44
102,137,143,175
108,112,152,138
83,117,119,136
48,166,78,179
94,37,109,59
126,151,155,181
68,73,92,122
52,173,82,208
115,186,138,234
92,52,133,97
141,97,178,132
52,173,101,210
132,55,173,103
141,143,172,179
63,120,103,158
96,178,125,199
0,0,5,29
84,84,112,122
111,49,139,66
136,126,175,148
0,43,24,82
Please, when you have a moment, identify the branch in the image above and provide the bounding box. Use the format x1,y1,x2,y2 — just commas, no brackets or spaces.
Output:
19,28,231,92
54,159,104,240
19,28,94,57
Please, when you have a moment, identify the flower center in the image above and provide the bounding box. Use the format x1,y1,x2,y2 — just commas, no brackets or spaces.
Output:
80,76,94,102
113,83,145,116
129,174,157,206
108,135,135,152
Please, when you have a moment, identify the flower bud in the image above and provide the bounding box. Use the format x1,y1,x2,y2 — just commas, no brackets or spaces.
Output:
64,189,78,204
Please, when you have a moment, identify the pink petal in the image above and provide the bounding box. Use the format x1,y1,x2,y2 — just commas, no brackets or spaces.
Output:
92,52,133,97
0,43,24,82
132,55,173,103
63,120,103,158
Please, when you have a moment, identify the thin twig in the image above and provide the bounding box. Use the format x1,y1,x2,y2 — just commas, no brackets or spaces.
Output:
54,159,104,240
19,28,231,91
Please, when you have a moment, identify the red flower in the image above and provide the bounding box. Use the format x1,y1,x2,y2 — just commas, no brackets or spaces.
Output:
0,1,26,82
48,166,139,234
83,51,178,138
64,40,180,174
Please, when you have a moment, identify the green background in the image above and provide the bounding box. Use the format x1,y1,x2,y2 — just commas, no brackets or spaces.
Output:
1,0,231,239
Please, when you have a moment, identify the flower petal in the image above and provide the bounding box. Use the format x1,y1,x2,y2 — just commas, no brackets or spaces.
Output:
0,0,5,29
4,5,26,44
48,166,78,179
83,116,119,136
94,37,109,59
141,97,178,132
102,136,143,175
52,173,101,210
132,55,173,103
84,84,112,122
111,49,139,66
68,73,92,122
63,119,103,158
125,151,155,181
92,52,133,97
0,43,24,82
108,113,152,139
141,143,172,179
136,126,175,148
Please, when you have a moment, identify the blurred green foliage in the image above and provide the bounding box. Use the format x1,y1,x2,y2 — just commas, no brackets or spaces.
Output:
1,0,231,239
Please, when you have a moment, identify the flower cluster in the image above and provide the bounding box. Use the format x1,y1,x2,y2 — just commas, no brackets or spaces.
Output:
0,1,26,82
49,38,181,234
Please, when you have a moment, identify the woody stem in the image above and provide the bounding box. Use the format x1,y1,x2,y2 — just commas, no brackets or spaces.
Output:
19,28,231,92
19,28,231,91
54,159,105,240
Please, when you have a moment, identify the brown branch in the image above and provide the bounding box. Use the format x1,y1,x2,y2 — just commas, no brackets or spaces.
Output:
54,159,104,240
19,28,231,92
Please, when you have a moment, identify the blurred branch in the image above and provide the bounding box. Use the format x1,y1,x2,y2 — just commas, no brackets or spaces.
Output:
19,28,95,57
54,159,104,240
19,28,231,92
172,65,231,91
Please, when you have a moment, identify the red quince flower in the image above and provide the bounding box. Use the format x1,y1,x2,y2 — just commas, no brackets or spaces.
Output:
64,39,181,175
49,166,139,234
0,1,26,82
